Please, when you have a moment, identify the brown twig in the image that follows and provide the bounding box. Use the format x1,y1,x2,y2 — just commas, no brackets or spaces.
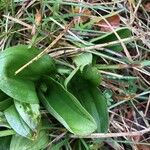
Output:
3,15,33,29
144,95,150,117
70,128,150,139
47,132,67,149
50,36,137,58
76,37,136,52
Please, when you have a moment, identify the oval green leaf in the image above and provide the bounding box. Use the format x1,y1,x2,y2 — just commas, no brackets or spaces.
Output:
0,78,38,104
0,45,55,103
4,105,33,139
10,130,49,150
14,100,41,132
65,66,109,133
38,76,97,136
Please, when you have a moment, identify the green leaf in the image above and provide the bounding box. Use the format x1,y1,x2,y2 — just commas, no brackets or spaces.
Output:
0,136,12,150
0,45,55,103
38,76,97,136
0,78,38,104
73,52,93,67
65,66,101,89
65,67,109,133
14,100,41,132
10,130,49,150
0,45,55,80
4,105,33,139
141,60,150,67
0,90,13,111
0,112,11,128
81,65,101,86
0,90,8,100
0,130,15,137
0,98,13,111
50,139,68,150
90,27,131,51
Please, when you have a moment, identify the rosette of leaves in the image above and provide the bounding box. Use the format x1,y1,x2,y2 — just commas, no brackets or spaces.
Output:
0,45,108,149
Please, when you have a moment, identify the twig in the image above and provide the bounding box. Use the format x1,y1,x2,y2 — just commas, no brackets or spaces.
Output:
49,17,88,45
15,21,73,75
144,95,150,117
70,128,150,139
47,132,67,149
75,37,136,52
130,0,142,25
3,15,33,29
51,36,136,57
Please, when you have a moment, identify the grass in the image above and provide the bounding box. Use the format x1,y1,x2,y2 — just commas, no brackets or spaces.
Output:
0,0,150,149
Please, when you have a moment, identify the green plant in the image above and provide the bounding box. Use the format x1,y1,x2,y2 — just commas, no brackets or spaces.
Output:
0,45,108,149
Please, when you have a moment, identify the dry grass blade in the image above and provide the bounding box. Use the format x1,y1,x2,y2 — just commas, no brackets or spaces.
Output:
71,128,150,139
3,15,32,29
